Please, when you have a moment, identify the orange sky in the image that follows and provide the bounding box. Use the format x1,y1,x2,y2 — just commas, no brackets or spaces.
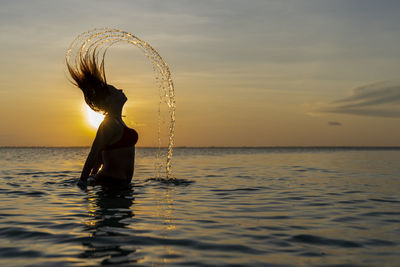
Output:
1,1,400,147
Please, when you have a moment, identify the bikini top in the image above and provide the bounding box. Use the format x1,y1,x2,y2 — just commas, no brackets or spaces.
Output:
103,120,138,151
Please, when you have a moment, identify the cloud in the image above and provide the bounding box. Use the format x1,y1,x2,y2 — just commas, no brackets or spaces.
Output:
321,82,400,118
328,121,342,126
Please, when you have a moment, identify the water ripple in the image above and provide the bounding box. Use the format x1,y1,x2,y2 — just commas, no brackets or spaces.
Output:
0,247,43,258
291,234,363,248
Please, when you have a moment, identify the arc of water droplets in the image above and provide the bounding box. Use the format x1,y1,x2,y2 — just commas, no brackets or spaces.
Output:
66,28,176,179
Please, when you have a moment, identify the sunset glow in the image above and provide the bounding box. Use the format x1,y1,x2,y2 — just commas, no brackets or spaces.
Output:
85,105,104,129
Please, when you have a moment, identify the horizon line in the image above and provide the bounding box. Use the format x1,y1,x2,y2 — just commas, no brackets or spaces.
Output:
2,146,400,149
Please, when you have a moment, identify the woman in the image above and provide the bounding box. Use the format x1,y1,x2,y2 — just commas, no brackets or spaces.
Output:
67,53,138,187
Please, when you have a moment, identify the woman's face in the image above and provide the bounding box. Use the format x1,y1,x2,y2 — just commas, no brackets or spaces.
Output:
107,85,127,108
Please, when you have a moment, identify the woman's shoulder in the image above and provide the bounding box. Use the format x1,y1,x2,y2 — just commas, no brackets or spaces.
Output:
102,116,123,126
98,117,122,135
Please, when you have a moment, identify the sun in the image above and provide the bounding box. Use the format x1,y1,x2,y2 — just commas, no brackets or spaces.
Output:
85,105,104,128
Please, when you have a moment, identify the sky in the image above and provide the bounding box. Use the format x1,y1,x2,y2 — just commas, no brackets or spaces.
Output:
1,0,400,147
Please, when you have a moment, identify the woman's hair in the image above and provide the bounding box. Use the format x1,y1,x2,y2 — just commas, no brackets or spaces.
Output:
67,52,110,114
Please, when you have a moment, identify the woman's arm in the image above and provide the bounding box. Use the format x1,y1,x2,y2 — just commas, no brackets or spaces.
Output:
80,140,102,181
79,119,116,181
89,156,102,176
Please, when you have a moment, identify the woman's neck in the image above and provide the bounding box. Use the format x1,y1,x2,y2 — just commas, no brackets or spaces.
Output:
106,110,122,120
106,104,124,118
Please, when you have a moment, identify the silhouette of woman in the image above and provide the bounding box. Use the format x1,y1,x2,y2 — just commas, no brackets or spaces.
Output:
67,53,138,187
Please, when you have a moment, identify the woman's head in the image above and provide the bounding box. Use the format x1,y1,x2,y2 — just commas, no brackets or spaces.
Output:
67,53,112,114
106,85,128,111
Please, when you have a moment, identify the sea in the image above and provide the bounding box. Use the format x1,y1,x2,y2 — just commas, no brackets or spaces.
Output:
0,147,399,267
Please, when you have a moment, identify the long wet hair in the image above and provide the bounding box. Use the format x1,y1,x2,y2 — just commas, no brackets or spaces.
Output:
67,52,110,114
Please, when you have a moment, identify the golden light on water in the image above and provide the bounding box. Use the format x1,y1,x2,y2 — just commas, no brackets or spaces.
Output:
85,105,104,128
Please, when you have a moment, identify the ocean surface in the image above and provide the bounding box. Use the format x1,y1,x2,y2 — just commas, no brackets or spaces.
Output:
0,147,399,267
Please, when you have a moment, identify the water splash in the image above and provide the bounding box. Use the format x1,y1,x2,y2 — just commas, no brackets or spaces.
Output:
66,28,176,179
